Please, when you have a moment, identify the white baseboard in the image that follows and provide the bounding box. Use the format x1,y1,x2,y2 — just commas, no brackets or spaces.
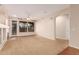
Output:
56,37,68,40
36,34,55,40
69,44,79,49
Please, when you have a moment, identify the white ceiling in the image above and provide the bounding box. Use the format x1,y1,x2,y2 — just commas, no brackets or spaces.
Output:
3,4,70,20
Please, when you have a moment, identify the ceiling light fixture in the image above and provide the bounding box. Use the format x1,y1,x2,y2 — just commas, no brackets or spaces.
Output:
27,16,31,20
26,11,31,20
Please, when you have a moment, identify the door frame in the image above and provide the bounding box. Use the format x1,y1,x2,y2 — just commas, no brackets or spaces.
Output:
54,13,70,40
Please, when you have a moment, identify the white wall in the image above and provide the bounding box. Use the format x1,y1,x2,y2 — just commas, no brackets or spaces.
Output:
0,5,7,25
69,5,79,49
35,17,55,40
56,15,70,40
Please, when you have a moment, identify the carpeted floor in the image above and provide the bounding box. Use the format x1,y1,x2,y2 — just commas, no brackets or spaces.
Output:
0,36,68,55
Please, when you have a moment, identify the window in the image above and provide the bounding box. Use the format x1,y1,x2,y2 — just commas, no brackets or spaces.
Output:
28,22,34,32
12,21,17,35
19,21,34,32
19,21,28,32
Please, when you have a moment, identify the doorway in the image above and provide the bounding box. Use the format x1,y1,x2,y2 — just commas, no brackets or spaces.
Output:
55,14,70,40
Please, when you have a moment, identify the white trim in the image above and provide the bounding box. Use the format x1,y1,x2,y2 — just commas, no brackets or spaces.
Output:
54,14,70,40
69,44,79,49
0,24,9,28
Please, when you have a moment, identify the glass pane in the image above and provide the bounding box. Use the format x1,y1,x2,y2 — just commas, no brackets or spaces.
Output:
28,22,34,32
19,21,27,32
12,21,17,35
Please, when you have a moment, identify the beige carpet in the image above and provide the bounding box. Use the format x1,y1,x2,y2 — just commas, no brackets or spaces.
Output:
0,36,68,55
